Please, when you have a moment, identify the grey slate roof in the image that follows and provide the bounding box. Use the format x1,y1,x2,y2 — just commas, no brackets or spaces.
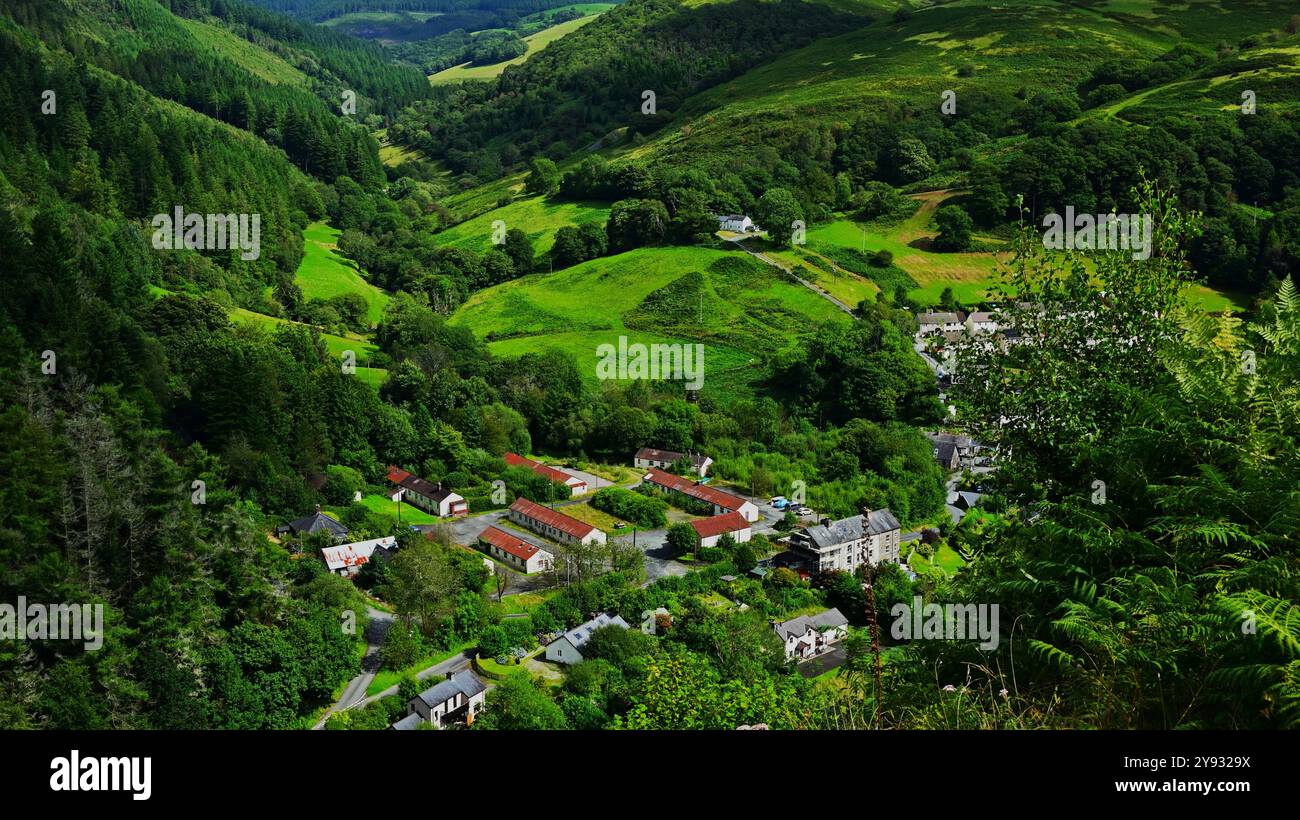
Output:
390,712,424,730
775,608,849,640
562,612,630,651
286,510,349,538
802,509,900,549
412,670,486,709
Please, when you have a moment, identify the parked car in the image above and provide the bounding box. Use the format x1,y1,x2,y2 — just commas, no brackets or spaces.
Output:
797,506,814,516
770,496,787,506
772,499,789,509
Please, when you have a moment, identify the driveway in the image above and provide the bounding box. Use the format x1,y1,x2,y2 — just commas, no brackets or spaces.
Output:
797,645,846,678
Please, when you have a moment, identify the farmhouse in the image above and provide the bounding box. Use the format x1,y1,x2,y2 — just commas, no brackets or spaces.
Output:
933,441,960,471
476,525,555,574
508,497,606,546
504,452,587,497
689,511,752,549
633,447,712,477
641,467,760,523
925,431,982,471
277,506,349,542
320,536,397,578
788,507,902,573
718,214,754,233
386,465,467,517
544,612,630,665
404,670,487,728
774,608,849,661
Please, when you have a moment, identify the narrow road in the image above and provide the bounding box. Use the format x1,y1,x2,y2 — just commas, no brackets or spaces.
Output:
314,605,392,729
724,236,857,316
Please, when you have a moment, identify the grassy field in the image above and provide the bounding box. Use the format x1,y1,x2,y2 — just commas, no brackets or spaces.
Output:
228,308,389,388
177,17,308,85
449,244,850,398
295,221,389,327
352,493,443,526
429,15,601,84
432,195,610,256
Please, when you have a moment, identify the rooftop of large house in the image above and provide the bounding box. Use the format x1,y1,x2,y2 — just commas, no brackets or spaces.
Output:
774,608,849,641
689,511,750,539
479,525,545,562
918,311,963,325
389,712,424,730
642,467,747,512
509,497,596,540
504,452,582,487
562,612,630,650
636,447,710,468
798,508,901,550
412,670,486,709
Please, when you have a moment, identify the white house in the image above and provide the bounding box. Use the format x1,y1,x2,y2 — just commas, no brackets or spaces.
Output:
964,311,999,335
320,536,397,578
508,497,606,546
476,525,554,574
404,670,487,728
718,214,754,233
917,311,965,335
774,608,849,661
689,511,752,549
386,466,467,517
787,507,902,573
641,467,760,523
633,447,712,477
544,612,630,665
504,452,587,496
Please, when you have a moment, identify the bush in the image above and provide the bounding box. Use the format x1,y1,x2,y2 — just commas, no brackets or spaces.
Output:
591,487,668,528
479,624,509,658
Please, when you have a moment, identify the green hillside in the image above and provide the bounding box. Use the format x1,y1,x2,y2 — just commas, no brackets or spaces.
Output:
429,13,603,84
295,221,391,326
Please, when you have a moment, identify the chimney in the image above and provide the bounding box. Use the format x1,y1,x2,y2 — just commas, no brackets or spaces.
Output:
860,506,872,522
314,503,321,513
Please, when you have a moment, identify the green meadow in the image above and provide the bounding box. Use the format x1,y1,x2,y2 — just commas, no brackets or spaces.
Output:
429,15,602,84
295,221,390,327
432,196,611,255
449,244,850,398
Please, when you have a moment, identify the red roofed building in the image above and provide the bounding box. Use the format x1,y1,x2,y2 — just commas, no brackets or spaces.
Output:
508,497,606,546
386,465,468,517
689,512,752,548
642,468,760,522
477,526,554,574
504,453,587,497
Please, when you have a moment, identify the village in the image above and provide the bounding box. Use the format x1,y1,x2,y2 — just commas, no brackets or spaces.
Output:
280,383,995,731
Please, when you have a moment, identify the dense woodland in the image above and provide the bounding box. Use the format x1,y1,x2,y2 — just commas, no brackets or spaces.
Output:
0,0,1296,730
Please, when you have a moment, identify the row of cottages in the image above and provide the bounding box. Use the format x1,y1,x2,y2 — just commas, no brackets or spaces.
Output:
503,452,587,497
320,536,397,579
641,467,760,523
787,507,902,574
390,670,488,730
633,447,713,478
689,511,752,549
386,465,467,517
508,497,606,546
774,608,849,661
544,612,630,665
917,310,1000,336
476,525,555,574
